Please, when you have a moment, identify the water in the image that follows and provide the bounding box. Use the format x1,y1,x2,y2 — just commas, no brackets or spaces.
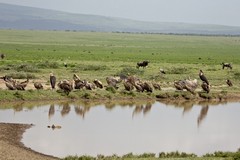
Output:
0,100,240,158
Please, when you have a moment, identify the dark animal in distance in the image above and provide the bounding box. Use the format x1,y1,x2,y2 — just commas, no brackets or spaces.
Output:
226,79,233,87
136,60,149,69
222,62,232,70
199,70,209,85
0,53,5,59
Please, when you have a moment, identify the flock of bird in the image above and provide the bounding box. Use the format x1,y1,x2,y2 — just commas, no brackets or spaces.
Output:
0,63,234,96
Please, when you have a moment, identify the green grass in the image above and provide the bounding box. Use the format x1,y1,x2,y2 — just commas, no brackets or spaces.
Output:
0,29,240,100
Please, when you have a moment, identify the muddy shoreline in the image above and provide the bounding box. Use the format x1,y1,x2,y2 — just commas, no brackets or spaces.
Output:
0,122,59,160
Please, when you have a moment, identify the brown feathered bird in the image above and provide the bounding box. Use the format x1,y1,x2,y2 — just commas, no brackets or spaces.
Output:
93,79,103,88
34,82,43,90
226,79,233,87
58,80,73,95
201,81,210,93
50,73,56,89
199,70,209,85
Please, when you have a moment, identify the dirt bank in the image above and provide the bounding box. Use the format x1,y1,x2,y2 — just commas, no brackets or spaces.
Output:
0,122,59,160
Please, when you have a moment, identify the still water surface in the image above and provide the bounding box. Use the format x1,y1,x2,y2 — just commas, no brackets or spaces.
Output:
0,100,240,158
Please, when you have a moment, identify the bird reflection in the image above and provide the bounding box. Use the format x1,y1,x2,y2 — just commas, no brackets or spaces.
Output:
61,103,70,117
132,102,153,118
143,103,152,115
132,105,144,118
48,104,55,119
13,102,24,113
197,105,209,127
74,106,90,119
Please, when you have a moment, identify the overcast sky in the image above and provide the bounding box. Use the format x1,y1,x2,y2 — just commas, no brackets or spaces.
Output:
1,0,240,26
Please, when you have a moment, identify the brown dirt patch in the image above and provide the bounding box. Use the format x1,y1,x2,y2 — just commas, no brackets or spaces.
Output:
0,122,59,160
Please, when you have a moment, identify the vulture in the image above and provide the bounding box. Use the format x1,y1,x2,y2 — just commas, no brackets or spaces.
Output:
73,74,84,89
19,78,29,89
184,79,198,94
152,82,161,90
58,80,73,95
93,79,103,88
226,79,233,87
50,73,56,89
74,80,85,89
106,76,121,89
34,82,43,90
123,81,134,91
134,83,144,92
84,80,96,90
141,82,153,93
5,81,16,90
201,81,210,93
160,68,166,74
174,80,185,90
199,70,209,85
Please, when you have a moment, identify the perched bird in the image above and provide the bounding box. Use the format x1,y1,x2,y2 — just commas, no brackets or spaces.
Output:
174,80,185,90
160,68,166,74
93,79,103,88
201,81,210,93
226,79,233,87
141,82,153,93
34,82,43,90
152,82,161,90
199,70,209,85
58,80,73,95
123,81,134,91
134,83,144,92
50,73,56,89
5,81,16,90
19,78,29,89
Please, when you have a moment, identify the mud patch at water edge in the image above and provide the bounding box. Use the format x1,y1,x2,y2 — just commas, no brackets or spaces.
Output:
0,122,59,160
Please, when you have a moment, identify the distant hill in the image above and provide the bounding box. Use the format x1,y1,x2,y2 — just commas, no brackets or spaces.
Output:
1,3,240,35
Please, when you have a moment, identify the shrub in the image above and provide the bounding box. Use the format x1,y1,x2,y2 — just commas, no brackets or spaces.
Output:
168,67,189,74
6,72,36,79
117,67,144,76
37,61,59,69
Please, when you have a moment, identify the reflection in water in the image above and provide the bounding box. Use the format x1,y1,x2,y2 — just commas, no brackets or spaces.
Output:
132,102,153,118
197,105,209,127
61,103,71,117
74,106,90,119
1,100,240,158
48,104,55,119
13,102,24,113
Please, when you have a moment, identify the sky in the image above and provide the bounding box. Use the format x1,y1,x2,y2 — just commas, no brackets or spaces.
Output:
0,0,240,26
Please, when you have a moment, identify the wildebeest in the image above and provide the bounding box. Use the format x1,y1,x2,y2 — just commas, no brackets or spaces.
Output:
0,53,5,59
136,60,149,69
222,62,232,70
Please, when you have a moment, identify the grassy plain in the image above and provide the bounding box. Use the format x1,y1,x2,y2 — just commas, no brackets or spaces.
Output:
1,29,240,159
0,29,240,101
